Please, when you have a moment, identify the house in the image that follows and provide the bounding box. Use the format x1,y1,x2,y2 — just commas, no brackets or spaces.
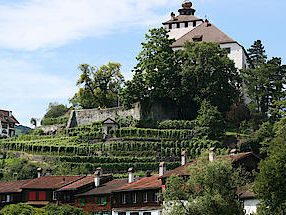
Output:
0,110,19,138
56,169,113,206
75,178,128,214
237,183,260,215
111,168,162,215
163,1,250,70
159,150,261,186
102,118,119,138
21,175,84,206
0,179,32,209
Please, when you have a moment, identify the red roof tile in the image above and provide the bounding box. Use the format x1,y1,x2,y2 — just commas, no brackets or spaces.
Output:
22,176,83,189
77,179,128,196
0,110,19,124
160,152,259,179
58,174,112,191
172,21,236,47
114,175,162,192
237,183,255,199
0,179,33,193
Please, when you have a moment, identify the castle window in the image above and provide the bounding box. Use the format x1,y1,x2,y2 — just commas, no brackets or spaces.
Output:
193,21,197,27
176,23,180,28
185,22,188,27
169,24,172,29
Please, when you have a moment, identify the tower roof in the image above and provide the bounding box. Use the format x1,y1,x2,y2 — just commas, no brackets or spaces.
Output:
163,1,202,25
171,21,236,47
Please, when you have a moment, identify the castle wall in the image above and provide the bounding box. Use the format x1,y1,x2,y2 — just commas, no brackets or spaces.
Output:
67,103,141,128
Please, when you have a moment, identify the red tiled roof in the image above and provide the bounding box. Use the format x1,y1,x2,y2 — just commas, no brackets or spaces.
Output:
160,152,259,179
22,176,83,189
0,110,20,124
163,15,203,24
172,21,236,47
237,183,255,199
0,179,33,193
77,178,128,196
58,174,112,191
114,175,162,192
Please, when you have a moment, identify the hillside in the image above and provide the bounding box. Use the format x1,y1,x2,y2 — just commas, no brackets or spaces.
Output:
0,121,223,175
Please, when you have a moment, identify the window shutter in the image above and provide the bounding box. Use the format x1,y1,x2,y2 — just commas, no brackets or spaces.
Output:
103,197,107,205
81,198,85,206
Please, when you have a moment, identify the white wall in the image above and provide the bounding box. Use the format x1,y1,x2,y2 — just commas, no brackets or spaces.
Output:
220,43,245,70
243,199,259,215
164,21,203,40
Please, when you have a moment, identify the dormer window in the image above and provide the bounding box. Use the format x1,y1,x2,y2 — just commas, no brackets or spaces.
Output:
192,35,203,42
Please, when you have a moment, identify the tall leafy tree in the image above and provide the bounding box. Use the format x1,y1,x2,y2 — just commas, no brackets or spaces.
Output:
121,27,181,108
178,41,241,116
254,116,286,215
241,40,286,121
121,28,240,119
43,102,68,119
70,63,124,109
163,158,245,215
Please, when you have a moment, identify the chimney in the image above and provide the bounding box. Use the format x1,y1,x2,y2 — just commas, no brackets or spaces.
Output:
96,167,102,176
145,171,151,177
37,167,43,178
159,162,166,176
209,147,216,162
13,173,18,180
128,167,134,183
230,149,237,155
94,170,101,187
181,151,187,166
171,12,176,20
46,168,52,176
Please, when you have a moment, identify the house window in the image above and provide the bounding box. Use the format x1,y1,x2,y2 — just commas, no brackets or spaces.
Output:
130,213,139,215
121,193,127,204
98,197,107,205
29,191,36,201
176,23,180,28
143,192,148,203
6,195,11,203
184,22,188,27
154,192,159,202
52,191,57,201
39,191,46,201
224,47,231,54
169,24,172,29
118,213,126,215
143,213,151,215
132,193,137,203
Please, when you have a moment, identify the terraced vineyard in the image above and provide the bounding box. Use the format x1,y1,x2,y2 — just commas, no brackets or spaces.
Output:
0,121,220,174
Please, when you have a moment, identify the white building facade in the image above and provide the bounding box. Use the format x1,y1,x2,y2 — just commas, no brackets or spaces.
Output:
0,110,19,138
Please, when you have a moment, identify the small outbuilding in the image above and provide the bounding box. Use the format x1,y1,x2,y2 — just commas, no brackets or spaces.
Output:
102,118,118,137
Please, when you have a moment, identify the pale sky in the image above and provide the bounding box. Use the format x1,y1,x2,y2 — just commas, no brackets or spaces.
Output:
0,0,285,126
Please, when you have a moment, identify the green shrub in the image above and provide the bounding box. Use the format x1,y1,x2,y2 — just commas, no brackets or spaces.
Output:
41,117,69,126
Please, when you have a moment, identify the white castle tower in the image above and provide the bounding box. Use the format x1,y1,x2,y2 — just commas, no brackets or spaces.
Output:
163,1,249,70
